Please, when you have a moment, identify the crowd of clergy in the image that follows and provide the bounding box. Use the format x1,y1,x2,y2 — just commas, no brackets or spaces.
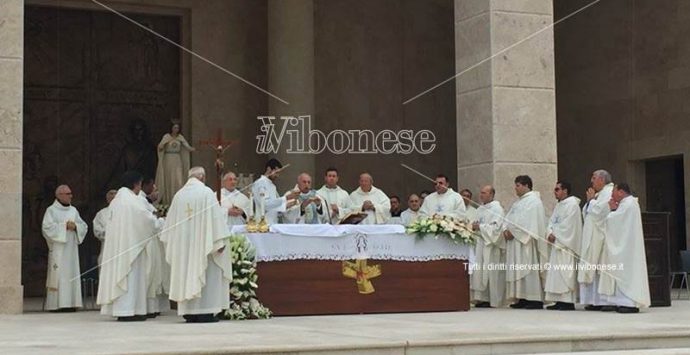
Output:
41,157,650,322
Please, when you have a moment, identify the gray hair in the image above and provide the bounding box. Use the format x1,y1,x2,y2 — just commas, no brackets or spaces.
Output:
55,184,70,197
297,172,311,182
593,169,612,184
188,166,206,179
222,171,236,181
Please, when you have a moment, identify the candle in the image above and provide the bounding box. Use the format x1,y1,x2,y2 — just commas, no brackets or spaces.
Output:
260,196,265,218
249,192,255,217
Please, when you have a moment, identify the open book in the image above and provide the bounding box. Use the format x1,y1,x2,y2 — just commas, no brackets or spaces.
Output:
337,212,369,225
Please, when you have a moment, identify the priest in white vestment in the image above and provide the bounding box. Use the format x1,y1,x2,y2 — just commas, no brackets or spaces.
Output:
316,167,353,224
349,173,391,225
598,183,650,313
42,185,88,312
93,189,117,265
160,167,233,323
419,174,466,220
461,189,478,222
98,172,161,321
251,158,299,224
283,173,328,224
470,185,506,308
544,181,582,310
220,171,252,228
503,175,548,309
400,194,422,226
578,170,614,310
138,182,169,317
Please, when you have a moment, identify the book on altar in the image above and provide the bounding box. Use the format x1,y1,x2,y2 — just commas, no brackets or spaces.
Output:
338,212,369,225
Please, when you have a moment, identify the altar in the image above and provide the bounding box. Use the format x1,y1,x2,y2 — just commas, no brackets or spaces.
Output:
231,225,473,316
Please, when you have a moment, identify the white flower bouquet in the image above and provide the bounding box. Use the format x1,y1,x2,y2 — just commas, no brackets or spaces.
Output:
405,214,476,245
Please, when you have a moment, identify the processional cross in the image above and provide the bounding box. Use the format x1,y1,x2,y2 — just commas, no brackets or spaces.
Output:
198,130,239,203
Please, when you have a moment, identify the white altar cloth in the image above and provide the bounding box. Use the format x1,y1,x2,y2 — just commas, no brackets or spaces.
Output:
230,224,473,263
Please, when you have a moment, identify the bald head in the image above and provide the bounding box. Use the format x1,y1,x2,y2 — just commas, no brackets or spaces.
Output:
55,185,73,205
407,193,421,212
479,185,495,204
297,173,312,193
359,173,373,192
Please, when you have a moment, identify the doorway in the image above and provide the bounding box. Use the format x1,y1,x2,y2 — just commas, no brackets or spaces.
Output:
22,5,181,296
645,156,687,271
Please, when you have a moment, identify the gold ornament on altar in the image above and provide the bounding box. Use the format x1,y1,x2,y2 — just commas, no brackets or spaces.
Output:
246,215,259,233
342,259,381,294
258,216,269,233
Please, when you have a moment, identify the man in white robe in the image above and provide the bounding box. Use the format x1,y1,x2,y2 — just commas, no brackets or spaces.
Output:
283,173,328,224
139,178,169,317
461,189,478,222
598,183,650,313
400,194,422,226
42,185,88,312
470,185,506,308
160,167,233,323
349,173,391,224
98,171,161,321
419,174,466,220
251,158,299,224
93,189,117,265
503,175,548,309
544,181,582,311
220,171,252,228
578,169,614,310
316,167,353,223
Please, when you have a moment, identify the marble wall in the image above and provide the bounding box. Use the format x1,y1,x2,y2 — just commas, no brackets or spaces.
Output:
555,0,690,246
0,0,24,314
455,0,558,212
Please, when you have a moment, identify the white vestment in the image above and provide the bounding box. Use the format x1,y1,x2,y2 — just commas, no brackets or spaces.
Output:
42,201,88,310
503,191,548,302
251,175,287,225
466,205,478,223
470,200,506,307
283,188,328,224
316,185,353,223
578,183,613,305
599,196,650,308
544,196,583,303
138,191,169,314
400,209,420,226
419,189,467,220
93,206,110,265
160,178,232,316
220,188,252,228
349,186,391,224
98,188,159,317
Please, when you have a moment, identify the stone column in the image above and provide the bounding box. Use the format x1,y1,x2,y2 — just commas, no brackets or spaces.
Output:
268,0,315,192
455,0,557,211
0,0,24,314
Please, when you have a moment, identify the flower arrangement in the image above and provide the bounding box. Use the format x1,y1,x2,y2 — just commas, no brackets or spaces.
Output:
221,234,272,320
155,204,170,218
405,214,476,245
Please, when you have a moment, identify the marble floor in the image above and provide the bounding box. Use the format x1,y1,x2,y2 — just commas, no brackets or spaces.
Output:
3,298,690,355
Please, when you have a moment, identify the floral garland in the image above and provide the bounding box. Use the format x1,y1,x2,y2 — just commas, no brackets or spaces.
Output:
221,234,272,320
405,214,477,245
